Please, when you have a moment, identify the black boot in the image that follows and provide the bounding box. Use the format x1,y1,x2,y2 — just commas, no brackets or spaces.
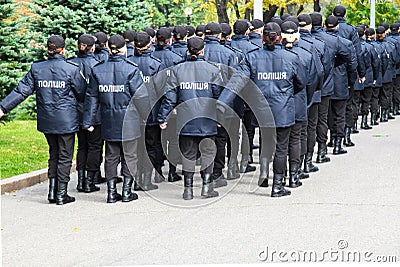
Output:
183,172,194,200
388,111,395,120
371,112,379,126
56,181,75,205
48,177,57,203
343,127,355,147
304,152,319,173
288,163,302,188
271,173,291,198
122,177,138,202
141,171,158,191
333,137,347,155
381,109,388,122
316,143,330,164
393,104,400,115
212,173,227,188
327,133,334,147
107,178,122,203
248,154,254,164
76,170,85,192
168,164,182,182
201,173,219,198
133,169,142,191
258,157,269,187
297,155,309,180
239,156,256,173
93,170,107,184
227,159,240,180
361,114,372,129
154,170,165,183
84,171,100,193
352,120,359,134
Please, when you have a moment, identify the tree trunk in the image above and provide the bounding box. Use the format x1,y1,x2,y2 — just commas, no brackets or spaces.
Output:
216,0,229,24
297,5,304,15
313,0,321,12
244,0,251,21
263,5,278,23
234,2,241,20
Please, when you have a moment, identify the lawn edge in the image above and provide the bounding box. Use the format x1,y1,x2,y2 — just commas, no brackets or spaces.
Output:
1,163,76,194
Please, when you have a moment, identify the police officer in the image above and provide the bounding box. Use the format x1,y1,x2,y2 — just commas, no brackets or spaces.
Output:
123,30,137,57
310,12,353,163
367,27,389,125
172,26,189,58
69,34,102,194
158,37,222,200
152,27,184,183
93,31,109,62
281,21,320,188
127,32,163,189
202,22,240,186
195,24,206,38
84,34,150,203
220,23,232,46
249,19,264,47
0,35,85,205
221,22,307,197
385,23,400,116
325,15,358,154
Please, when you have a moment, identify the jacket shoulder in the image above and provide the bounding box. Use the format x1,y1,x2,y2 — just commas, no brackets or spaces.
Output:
66,60,79,67
171,50,184,58
285,48,299,57
250,41,262,48
150,54,162,63
125,59,139,67
225,44,243,54
299,46,312,54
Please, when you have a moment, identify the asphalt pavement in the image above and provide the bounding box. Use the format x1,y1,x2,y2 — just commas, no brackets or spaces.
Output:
1,118,400,266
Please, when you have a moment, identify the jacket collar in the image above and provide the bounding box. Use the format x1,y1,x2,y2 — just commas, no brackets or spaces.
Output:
108,54,126,61
337,17,346,23
311,26,324,33
49,53,65,60
249,32,261,39
232,34,249,41
204,36,220,43
299,29,312,37
186,55,205,61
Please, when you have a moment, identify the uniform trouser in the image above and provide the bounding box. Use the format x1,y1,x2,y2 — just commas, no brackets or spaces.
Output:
45,133,75,183
300,120,308,156
370,87,380,114
145,125,164,174
163,117,181,167
241,110,255,157
179,135,215,175
328,99,347,138
307,103,318,153
380,83,393,109
273,127,291,175
225,118,240,163
105,140,138,181
345,86,354,128
393,76,400,106
76,128,88,171
288,122,302,165
360,87,373,115
353,91,361,121
316,96,330,144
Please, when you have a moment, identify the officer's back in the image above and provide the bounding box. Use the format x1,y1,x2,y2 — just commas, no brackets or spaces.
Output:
230,20,260,54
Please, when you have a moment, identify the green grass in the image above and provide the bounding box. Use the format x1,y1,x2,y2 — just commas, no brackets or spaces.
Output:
0,120,49,179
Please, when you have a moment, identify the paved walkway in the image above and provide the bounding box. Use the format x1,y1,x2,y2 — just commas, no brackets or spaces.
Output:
2,119,400,265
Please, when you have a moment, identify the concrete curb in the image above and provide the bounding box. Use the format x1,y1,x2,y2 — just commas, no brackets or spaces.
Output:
1,163,76,194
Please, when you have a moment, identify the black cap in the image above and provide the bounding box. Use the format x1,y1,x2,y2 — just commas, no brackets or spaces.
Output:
380,22,389,31
298,14,312,27
333,5,346,17
233,20,250,34
205,22,222,35
356,26,365,37
281,21,299,34
143,27,156,38
251,19,264,30
134,32,151,48
94,32,108,44
263,22,281,36
365,28,375,37
195,24,206,36
325,15,339,28
270,17,283,27
156,27,172,41
47,35,65,50
376,26,386,35
220,23,232,36
310,12,323,26
123,30,136,42
173,26,188,39
186,25,196,37
187,37,204,55
108,34,125,50
281,14,290,21
78,34,96,46
390,23,400,32
284,16,300,27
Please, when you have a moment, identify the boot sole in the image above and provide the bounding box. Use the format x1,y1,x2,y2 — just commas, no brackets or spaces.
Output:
271,192,291,197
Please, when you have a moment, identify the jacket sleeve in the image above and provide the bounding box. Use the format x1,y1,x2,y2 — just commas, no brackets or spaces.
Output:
70,67,87,103
0,68,35,113
347,45,358,86
293,55,308,94
370,47,380,81
322,44,333,83
129,68,151,121
351,28,366,78
157,68,178,123
82,70,99,129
